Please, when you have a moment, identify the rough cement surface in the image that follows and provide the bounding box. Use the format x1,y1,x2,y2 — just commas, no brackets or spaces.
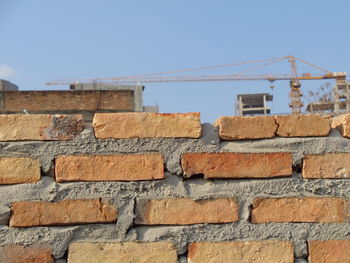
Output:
0,124,349,262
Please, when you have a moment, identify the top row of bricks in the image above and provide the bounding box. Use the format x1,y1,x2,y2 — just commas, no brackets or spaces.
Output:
0,112,349,141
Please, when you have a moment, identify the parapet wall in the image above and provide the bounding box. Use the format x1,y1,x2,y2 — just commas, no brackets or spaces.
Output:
0,112,350,262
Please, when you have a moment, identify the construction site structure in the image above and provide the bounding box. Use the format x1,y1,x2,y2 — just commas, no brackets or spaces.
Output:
236,93,273,116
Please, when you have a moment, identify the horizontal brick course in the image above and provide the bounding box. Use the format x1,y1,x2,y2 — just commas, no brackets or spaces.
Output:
93,112,201,138
10,199,117,227
252,197,348,223
0,157,40,184
308,240,350,263
68,242,177,263
188,241,294,263
0,244,53,263
303,153,350,179
55,154,164,182
181,152,292,179
135,198,238,225
332,114,350,138
215,116,277,140
0,114,84,141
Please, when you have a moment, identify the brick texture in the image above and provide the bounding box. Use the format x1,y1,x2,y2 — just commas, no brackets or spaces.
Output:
68,242,177,263
252,198,348,223
275,115,331,137
303,153,350,179
0,114,84,141
93,112,201,139
332,114,350,138
188,241,294,263
181,152,292,179
0,157,40,184
135,198,238,225
0,244,53,263
308,240,350,263
215,116,277,140
55,154,164,182
10,199,117,227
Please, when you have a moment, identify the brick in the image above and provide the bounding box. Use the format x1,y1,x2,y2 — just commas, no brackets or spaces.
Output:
93,112,201,139
135,198,238,225
55,154,164,182
68,242,177,263
303,153,350,179
0,157,40,184
308,240,350,263
215,116,277,140
188,241,294,263
0,114,84,141
0,244,53,263
275,115,331,137
181,152,292,179
332,114,350,138
251,198,348,223
9,199,117,227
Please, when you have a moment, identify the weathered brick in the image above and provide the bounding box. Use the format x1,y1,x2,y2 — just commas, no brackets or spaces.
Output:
68,242,177,263
0,157,40,184
181,152,292,179
332,114,350,138
308,240,350,263
215,116,277,140
275,115,331,137
135,198,238,225
0,244,53,263
303,153,350,179
55,154,164,182
188,241,294,263
10,199,117,227
252,198,348,223
93,112,201,139
0,114,84,141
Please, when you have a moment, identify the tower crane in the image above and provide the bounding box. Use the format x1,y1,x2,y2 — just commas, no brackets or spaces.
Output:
46,55,347,114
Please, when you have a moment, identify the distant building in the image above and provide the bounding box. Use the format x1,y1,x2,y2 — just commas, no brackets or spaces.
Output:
0,79,18,91
236,93,273,116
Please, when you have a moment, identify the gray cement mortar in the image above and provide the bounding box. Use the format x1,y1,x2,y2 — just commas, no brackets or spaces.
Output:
0,124,349,262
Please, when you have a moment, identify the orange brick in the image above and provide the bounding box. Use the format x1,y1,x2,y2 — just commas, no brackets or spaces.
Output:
0,114,84,141
0,157,40,184
188,241,294,263
303,153,350,179
332,114,350,138
308,240,350,263
275,115,331,137
181,153,292,179
9,199,117,227
135,198,238,225
93,112,201,139
215,116,277,140
68,242,177,263
55,154,164,182
0,244,53,263
252,198,348,223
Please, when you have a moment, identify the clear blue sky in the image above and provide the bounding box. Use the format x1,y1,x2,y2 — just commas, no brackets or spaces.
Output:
1,0,349,122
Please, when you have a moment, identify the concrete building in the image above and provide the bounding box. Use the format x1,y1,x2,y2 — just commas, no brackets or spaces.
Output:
236,93,273,116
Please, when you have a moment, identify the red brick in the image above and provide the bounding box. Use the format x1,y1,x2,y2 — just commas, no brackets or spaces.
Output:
181,152,292,179
308,240,350,263
9,199,117,227
0,157,40,184
0,114,84,141
303,153,350,179
55,154,164,182
135,198,238,225
332,114,350,138
215,116,277,140
188,241,294,263
68,242,177,263
0,244,53,263
275,115,331,137
252,198,348,223
93,112,201,139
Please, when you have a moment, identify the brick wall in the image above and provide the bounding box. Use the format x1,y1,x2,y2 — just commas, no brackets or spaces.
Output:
0,112,349,262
